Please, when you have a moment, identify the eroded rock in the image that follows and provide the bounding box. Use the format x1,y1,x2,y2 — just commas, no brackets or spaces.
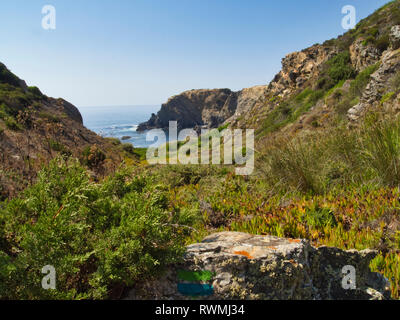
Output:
390,25,400,50
348,48,400,120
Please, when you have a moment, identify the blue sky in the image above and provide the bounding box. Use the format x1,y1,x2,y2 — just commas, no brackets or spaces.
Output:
0,0,390,107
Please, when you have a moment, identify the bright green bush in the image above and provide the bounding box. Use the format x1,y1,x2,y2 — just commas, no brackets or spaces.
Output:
0,158,195,299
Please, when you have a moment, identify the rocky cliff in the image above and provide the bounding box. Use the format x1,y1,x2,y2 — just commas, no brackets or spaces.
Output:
139,0,400,136
137,86,269,131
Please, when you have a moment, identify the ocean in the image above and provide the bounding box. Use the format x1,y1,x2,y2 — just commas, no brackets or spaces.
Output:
78,105,161,148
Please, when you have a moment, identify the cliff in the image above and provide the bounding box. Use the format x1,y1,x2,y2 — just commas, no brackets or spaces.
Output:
139,0,400,138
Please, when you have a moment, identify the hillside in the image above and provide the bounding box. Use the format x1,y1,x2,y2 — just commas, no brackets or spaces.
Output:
0,63,135,199
139,0,400,142
2,1,400,301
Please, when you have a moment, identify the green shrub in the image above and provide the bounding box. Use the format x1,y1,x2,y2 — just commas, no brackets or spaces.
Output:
327,51,357,83
257,88,324,136
104,137,121,146
0,158,195,299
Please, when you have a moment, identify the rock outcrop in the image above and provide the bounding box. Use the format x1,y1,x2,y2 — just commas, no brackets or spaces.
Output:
138,89,234,131
137,86,269,131
127,232,390,300
269,45,338,98
348,48,400,121
391,25,400,50
138,44,337,132
350,38,381,72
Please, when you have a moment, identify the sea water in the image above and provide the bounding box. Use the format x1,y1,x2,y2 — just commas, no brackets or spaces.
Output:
78,105,161,148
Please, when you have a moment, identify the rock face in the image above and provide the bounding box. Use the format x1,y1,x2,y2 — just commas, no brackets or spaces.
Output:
269,45,337,98
137,87,268,131
350,38,381,72
137,44,336,132
391,25,400,50
348,48,400,120
127,232,390,300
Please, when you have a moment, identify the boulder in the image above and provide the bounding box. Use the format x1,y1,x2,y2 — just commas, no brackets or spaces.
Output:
126,232,390,300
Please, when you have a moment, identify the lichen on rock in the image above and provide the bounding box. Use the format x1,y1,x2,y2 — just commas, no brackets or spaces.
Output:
126,232,391,300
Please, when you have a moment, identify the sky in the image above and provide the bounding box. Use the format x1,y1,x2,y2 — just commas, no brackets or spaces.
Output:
0,0,390,107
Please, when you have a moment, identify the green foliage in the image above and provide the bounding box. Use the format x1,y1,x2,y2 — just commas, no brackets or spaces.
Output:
38,111,60,123
350,63,380,97
132,147,147,161
375,35,390,52
257,88,324,136
104,137,121,146
381,92,395,104
218,123,230,132
260,112,400,193
304,205,337,230
327,51,357,83
0,63,21,87
360,114,400,186
0,158,195,299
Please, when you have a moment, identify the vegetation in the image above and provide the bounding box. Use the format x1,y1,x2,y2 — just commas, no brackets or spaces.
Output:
2,0,400,301
0,159,197,299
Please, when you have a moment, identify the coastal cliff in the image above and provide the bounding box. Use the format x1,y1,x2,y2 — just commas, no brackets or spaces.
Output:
139,0,400,137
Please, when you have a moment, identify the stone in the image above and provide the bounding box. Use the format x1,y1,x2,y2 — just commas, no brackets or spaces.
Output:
348,48,400,120
137,86,268,132
350,38,381,72
390,25,400,50
126,232,391,300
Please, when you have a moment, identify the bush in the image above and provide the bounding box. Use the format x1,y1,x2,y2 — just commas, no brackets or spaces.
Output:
327,51,357,83
0,158,195,299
